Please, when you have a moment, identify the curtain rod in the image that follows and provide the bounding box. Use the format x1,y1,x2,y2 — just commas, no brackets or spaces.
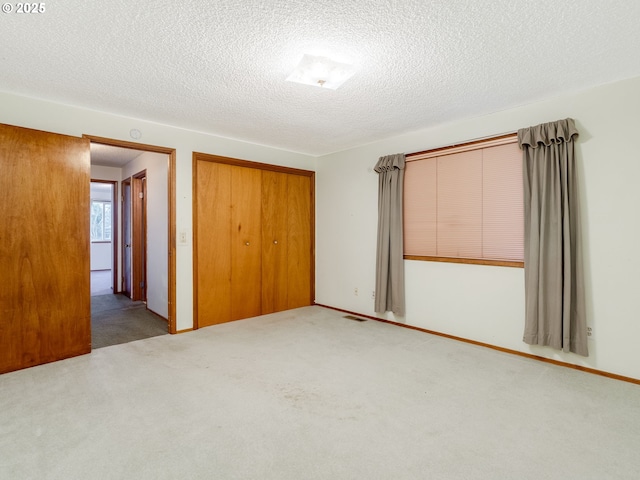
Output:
406,131,518,160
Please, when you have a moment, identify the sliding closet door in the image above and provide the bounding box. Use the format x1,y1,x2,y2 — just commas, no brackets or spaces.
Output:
287,174,313,309
0,123,91,374
230,166,262,320
195,161,232,327
262,171,289,314
193,152,314,328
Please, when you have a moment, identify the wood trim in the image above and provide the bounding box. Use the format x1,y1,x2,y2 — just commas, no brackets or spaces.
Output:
191,155,199,330
109,183,119,293
315,304,640,386
309,172,316,305
84,134,176,334
83,135,174,154
168,151,176,334
121,177,132,298
176,328,194,334
404,255,524,268
193,152,315,177
407,133,518,161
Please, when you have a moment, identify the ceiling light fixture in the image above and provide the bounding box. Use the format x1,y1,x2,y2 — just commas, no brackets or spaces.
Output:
286,54,355,90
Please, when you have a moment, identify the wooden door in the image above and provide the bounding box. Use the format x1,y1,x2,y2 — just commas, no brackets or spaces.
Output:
195,161,232,327
131,172,147,302
230,167,262,320
122,179,132,298
287,174,313,309
0,124,91,374
261,171,289,314
193,153,314,328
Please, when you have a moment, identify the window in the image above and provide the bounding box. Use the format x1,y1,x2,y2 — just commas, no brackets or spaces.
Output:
90,200,112,242
403,134,524,267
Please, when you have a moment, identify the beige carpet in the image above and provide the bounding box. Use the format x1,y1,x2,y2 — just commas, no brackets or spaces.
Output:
1,306,639,479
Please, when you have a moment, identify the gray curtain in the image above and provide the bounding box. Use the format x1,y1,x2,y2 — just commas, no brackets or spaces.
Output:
518,118,588,356
374,153,406,316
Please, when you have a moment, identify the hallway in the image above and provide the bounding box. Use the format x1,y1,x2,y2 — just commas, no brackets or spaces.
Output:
91,294,168,349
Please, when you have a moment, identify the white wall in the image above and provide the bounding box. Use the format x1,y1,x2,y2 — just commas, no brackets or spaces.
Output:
90,244,111,270
5,76,640,380
1,92,316,331
316,75,640,380
122,152,169,319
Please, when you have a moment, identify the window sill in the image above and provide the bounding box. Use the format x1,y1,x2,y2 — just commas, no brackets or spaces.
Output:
404,255,523,268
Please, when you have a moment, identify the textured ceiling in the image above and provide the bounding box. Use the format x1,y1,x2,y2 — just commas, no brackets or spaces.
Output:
2,1,640,156
90,143,144,168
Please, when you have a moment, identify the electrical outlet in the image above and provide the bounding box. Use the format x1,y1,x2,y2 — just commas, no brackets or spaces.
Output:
179,230,188,245
354,287,359,296
587,327,594,340
371,290,376,299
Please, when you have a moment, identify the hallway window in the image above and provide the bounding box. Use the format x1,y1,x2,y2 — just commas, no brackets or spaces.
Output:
91,200,112,242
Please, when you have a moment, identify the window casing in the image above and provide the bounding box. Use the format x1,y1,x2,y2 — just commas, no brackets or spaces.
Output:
403,134,524,267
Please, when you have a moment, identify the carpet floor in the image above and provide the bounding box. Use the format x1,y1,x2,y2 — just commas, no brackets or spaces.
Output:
1,306,639,479
91,294,168,349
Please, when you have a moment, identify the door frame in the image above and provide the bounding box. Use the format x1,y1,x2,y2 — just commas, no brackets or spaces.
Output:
90,179,119,295
122,177,132,299
84,135,177,334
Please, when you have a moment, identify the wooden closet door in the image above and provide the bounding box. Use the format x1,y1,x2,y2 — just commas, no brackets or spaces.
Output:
261,171,289,314
230,166,262,320
287,174,312,309
195,160,232,327
0,124,91,374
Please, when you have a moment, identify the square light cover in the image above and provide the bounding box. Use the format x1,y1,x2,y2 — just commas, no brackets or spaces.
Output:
286,54,355,90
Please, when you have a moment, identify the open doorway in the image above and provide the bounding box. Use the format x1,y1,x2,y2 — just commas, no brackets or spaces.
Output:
90,180,117,296
88,138,176,347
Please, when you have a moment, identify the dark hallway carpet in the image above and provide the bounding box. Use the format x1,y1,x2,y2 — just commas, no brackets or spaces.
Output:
91,294,168,349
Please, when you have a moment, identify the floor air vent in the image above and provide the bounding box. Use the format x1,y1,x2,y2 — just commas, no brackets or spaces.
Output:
344,315,367,322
